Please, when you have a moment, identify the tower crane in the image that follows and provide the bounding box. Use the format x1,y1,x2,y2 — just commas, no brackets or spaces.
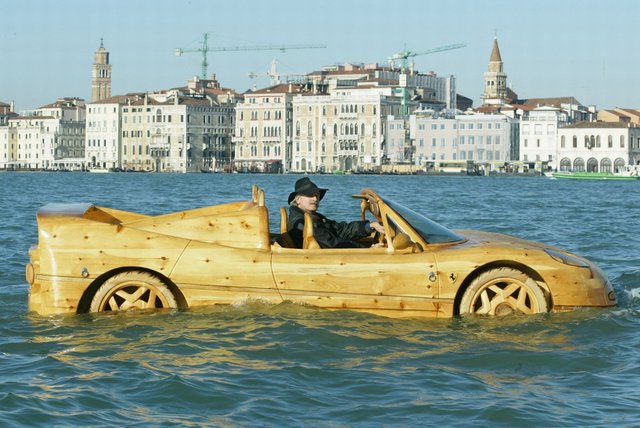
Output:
175,33,326,79
387,43,466,118
388,43,466,73
248,59,307,86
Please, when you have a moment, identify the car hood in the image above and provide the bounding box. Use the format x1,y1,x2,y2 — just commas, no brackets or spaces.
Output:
454,229,556,252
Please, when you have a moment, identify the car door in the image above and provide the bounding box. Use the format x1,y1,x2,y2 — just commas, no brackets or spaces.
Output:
271,245,442,318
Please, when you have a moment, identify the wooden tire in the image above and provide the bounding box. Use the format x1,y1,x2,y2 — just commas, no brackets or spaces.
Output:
460,268,548,316
89,271,177,312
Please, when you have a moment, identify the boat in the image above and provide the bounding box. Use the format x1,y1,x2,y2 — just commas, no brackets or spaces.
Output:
88,168,110,174
551,169,640,180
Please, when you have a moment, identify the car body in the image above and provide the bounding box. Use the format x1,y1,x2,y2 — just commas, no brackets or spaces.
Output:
26,185,617,318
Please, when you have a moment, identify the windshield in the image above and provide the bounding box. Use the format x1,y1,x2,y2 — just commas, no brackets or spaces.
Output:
383,198,464,244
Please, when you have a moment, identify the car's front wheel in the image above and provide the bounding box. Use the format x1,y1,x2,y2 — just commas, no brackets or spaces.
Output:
89,271,178,312
459,268,549,316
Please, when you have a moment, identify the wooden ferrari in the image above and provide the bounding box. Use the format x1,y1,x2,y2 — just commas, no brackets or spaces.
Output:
26,185,617,318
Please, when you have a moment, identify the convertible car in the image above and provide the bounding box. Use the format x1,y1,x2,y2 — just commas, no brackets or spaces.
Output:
26,185,616,318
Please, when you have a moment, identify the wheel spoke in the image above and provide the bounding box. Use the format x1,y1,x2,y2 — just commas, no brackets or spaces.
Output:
503,282,521,298
478,290,493,314
114,286,148,310
146,289,158,308
516,289,533,313
107,296,119,311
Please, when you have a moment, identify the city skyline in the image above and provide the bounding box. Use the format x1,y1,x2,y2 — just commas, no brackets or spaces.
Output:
2,0,639,111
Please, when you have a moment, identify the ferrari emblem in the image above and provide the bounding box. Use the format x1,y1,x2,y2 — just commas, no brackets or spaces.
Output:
449,273,458,283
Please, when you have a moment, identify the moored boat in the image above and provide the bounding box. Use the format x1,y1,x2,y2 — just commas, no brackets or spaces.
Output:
88,168,110,173
551,170,640,180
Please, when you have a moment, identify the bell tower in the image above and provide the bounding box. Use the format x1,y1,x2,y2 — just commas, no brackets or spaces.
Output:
482,37,508,105
91,38,112,102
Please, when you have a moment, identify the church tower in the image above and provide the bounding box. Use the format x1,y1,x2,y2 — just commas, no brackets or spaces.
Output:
91,39,112,102
482,37,508,105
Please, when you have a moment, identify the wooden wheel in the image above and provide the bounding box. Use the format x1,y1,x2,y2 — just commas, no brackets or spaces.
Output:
459,268,548,316
89,271,177,312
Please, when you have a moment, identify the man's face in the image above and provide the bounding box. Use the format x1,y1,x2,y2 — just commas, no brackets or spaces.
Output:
296,193,320,212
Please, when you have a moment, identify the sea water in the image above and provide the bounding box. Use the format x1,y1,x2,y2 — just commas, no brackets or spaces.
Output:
1,172,639,426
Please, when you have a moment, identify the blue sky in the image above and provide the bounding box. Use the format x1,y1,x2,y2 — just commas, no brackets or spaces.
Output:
2,0,638,111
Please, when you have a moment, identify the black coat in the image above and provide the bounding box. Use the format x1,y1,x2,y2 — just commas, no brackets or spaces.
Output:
287,205,370,248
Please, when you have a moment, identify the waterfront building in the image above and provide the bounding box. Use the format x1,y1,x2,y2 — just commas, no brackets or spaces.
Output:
232,83,298,173
4,98,85,170
290,86,399,173
91,39,112,103
514,97,596,123
0,101,16,126
86,77,237,172
120,91,233,173
85,95,127,170
519,106,569,170
307,63,457,110
410,110,517,173
597,108,640,126
557,122,640,172
0,101,16,169
179,76,238,171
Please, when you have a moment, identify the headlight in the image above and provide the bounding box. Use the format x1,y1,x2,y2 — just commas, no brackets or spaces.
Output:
544,248,590,268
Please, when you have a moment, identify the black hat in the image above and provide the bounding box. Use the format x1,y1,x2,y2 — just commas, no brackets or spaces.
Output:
288,177,327,204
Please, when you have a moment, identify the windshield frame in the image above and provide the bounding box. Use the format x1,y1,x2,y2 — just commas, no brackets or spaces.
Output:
382,198,465,245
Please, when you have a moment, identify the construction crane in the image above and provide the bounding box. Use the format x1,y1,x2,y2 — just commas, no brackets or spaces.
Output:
248,59,307,86
387,43,466,118
175,33,326,79
388,43,466,73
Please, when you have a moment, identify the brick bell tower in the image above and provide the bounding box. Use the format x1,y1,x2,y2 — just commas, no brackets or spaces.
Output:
91,38,112,102
482,37,508,105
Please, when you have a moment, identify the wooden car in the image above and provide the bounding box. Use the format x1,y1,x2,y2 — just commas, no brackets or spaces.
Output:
26,185,617,318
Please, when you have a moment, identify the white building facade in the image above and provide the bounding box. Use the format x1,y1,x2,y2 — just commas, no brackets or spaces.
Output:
232,84,296,173
290,87,400,173
410,111,517,171
557,122,640,172
3,98,85,170
519,106,568,170
86,98,123,170
86,89,235,173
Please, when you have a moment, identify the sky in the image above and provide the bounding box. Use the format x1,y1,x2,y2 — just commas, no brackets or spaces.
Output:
1,0,639,112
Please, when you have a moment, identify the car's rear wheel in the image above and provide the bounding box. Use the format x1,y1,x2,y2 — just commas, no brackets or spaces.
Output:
459,268,548,316
89,271,177,312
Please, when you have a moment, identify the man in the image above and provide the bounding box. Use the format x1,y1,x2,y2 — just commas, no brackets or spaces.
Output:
287,177,384,248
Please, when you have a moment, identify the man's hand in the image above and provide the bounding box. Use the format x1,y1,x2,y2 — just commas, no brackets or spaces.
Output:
369,221,385,234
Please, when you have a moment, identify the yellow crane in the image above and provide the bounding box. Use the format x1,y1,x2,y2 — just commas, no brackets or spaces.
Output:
176,33,326,79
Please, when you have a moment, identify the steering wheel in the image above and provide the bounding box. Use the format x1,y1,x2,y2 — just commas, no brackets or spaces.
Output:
358,194,386,247
360,196,382,223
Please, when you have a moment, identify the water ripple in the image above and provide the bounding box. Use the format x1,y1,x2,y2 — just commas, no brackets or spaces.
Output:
1,173,640,426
